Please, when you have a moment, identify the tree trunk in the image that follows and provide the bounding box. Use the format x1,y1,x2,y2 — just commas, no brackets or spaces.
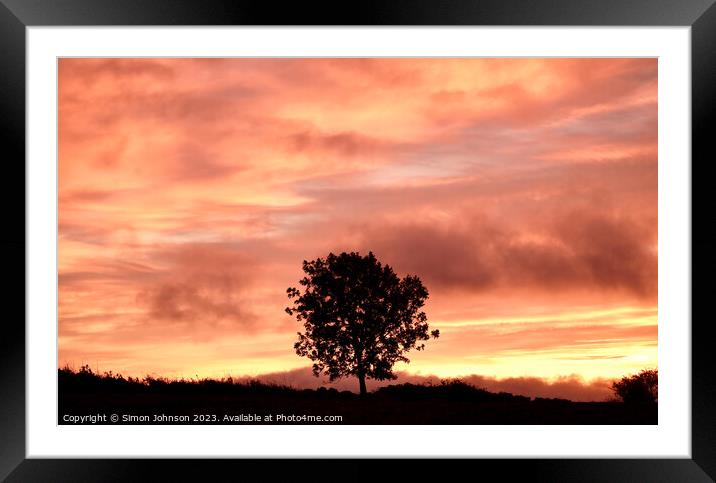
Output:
358,371,367,397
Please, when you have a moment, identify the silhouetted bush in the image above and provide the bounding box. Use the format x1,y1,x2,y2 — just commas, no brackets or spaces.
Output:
611,369,658,403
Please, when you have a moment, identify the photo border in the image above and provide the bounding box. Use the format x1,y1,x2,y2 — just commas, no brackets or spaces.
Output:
2,0,715,480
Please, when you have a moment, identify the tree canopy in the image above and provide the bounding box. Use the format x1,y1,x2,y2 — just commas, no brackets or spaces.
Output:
286,251,439,395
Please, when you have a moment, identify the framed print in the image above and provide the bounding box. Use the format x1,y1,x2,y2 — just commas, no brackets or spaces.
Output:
2,0,715,481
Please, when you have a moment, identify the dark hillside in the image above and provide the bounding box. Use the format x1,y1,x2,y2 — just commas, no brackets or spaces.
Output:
58,367,657,425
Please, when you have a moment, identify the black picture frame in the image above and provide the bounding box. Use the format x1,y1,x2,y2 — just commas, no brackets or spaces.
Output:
2,1,714,481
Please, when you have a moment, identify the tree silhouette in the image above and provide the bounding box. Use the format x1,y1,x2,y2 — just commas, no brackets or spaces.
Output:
286,251,439,396
611,368,658,403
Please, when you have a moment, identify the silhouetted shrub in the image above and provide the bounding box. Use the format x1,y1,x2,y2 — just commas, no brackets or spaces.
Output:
611,369,658,403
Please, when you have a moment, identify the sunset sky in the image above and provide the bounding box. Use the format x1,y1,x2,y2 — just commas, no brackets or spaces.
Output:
58,58,657,398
